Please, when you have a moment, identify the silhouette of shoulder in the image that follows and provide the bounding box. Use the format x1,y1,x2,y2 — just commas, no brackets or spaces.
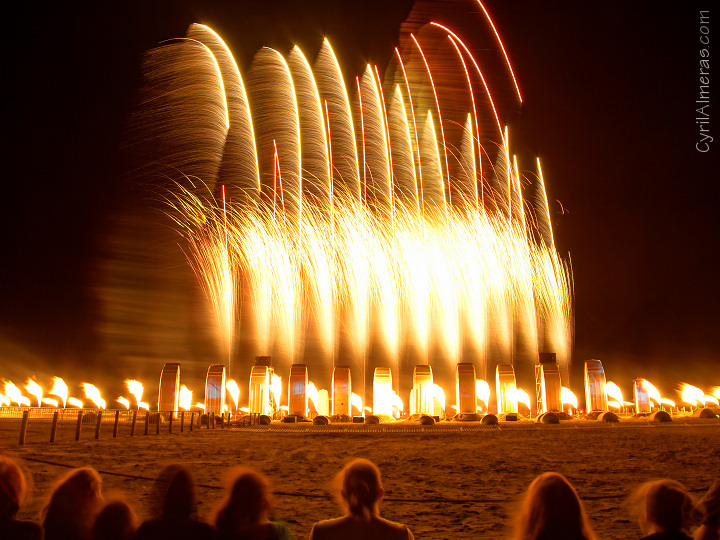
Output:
1,520,44,540
309,516,413,540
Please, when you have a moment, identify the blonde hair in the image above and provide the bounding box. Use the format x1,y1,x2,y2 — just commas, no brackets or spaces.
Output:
336,459,383,520
514,472,596,540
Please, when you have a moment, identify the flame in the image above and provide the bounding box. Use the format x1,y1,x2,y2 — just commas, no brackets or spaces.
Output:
351,392,363,415
606,382,623,405
513,388,531,411
117,397,130,409
50,377,69,408
270,373,282,408
193,402,205,410
680,383,704,406
3,381,30,407
125,380,144,408
179,385,193,410
81,383,106,409
42,397,59,407
226,380,240,411
391,392,404,416
67,397,84,408
239,406,249,413
704,395,719,406
561,387,578,410
138,402,150,411
607,399,621,410
0,394,10,406
711,387,720,400
25,379,43,407
307,381,319,410
432,384,446,413
660,398,676,408
642,380,662,405
475,379,490,409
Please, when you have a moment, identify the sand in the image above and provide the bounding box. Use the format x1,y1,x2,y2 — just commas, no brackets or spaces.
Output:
4,418,719,539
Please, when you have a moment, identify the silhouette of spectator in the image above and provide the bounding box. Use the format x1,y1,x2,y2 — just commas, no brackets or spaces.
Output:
308,458,413,540
694,480,719,540
213,467,292,540
92,497,138,540
42,467,104,540
512,472,596,540
135,464,216,540
631,479,695,540
0,456,43,540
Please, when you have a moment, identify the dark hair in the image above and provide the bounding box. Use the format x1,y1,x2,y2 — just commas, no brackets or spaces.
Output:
214,467,271,533
632,479,694,534
42,467,104,540
150,464,198,521
514,472,595,540
92,499,138,540
336,459,383,520
697,479,720,526
0,456,27,520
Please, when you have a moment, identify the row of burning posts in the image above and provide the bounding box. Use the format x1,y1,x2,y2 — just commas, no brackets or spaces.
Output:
166,355,720,425
1,356,718,430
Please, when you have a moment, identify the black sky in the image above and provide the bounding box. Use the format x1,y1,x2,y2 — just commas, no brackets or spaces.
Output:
2,1,717,395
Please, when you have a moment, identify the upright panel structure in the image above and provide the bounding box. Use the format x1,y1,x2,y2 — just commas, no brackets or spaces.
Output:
495,364,518,414
634,379,651,413
372,367,393,416
249,366,270,415
455,363,476,414
158,363,180,414
288,364,308,417
412,365,433,415
205,364,226,415
539,363,562,413
332,366,351,416
584,359,608,412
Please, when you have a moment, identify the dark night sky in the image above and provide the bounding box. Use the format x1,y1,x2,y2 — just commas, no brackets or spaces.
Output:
2,1,717,397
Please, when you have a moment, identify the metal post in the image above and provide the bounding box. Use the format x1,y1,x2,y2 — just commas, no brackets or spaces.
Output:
94,410,103,440
180,411,185,433
50,410,59,443
190,411,194,432
155,413,160,435
144,411,149,435
220,413,225,429
75,410,83,441
130,410,138,437
169,413,174,434
19,410,30,446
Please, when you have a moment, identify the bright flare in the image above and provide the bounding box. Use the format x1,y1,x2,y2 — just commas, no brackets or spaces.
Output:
560,387,578,410
3,382,30,407
67,397,84,408
643,380,662,405
475,380,490,409
117,397,131,409
179,385,193,410
81,383,106,409
226,380,240,411
25,379,43,407
125,380,144,409
50,377,69,408
680,383,704,406
42,397,59,407
606,382,623,406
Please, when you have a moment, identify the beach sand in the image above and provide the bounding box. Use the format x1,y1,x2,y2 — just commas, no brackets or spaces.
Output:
5,418,719,539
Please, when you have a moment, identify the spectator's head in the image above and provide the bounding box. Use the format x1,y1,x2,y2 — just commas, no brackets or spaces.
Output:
214,467,272,533
632,479,694,535
150,464,198,521
43,467,104,540
514,472,595,540
697,479,720,527
335,459,384,520
0,456,28,520
92,498,138,540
